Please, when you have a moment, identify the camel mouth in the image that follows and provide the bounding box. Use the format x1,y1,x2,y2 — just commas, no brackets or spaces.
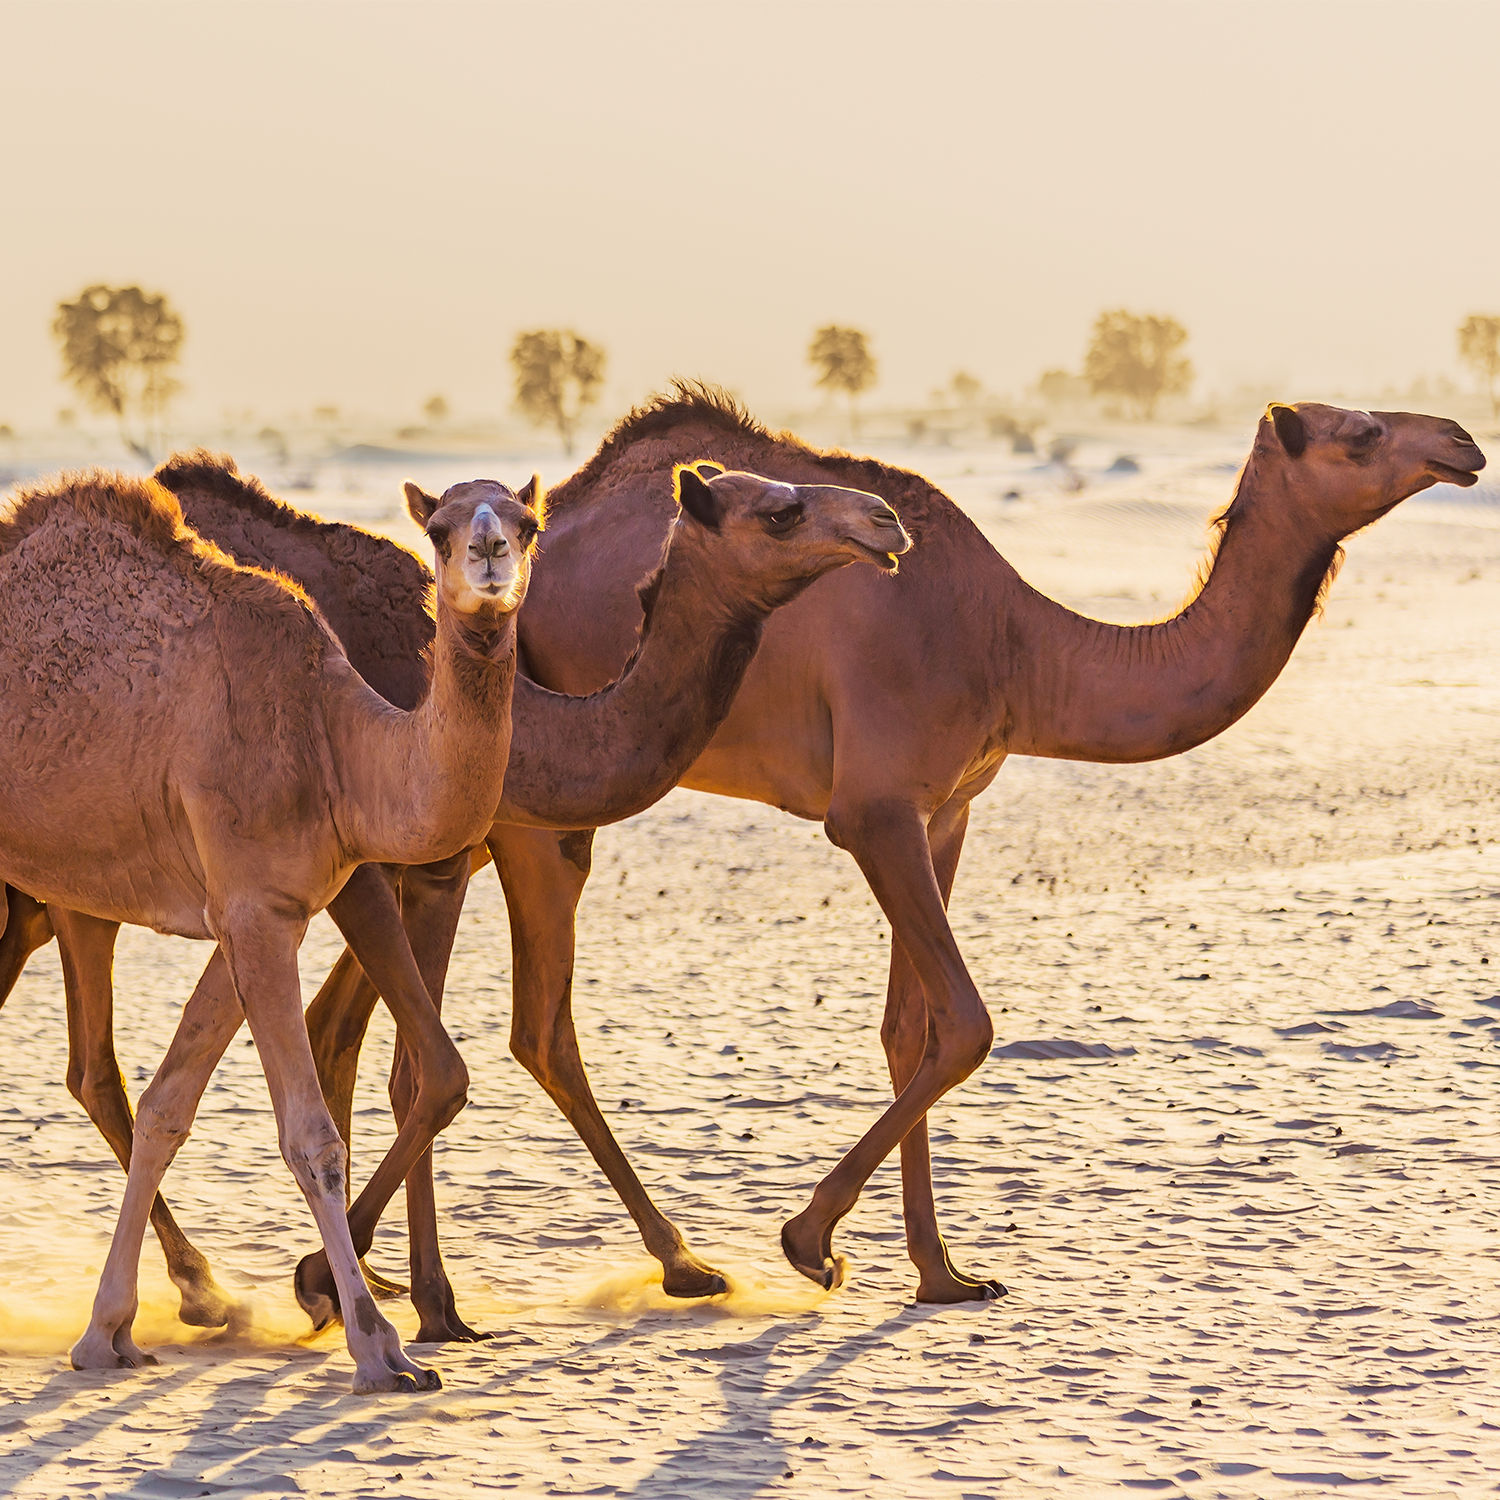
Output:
849,538,902,571
1428,461,1482,488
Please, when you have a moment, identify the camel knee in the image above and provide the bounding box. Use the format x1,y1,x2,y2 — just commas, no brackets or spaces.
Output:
427,1048,469,1133
936,1005,994,1079
280,1119,349,1202
67,1057,128,1121
133,1087,194,1162
394,1043,469,1133
509,1020,547,1082
879,999,927,1059
510,1010,578,1093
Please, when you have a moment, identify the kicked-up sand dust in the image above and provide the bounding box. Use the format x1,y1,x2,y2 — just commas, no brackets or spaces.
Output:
2,430,1500,1497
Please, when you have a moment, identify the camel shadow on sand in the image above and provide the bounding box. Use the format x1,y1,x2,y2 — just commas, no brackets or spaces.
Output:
2,1296,971,1498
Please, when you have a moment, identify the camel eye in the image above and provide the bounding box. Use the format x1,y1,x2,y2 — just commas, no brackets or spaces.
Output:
518,520,539,546
1347,423,1382,458
427,522,451,552
763,504,804,533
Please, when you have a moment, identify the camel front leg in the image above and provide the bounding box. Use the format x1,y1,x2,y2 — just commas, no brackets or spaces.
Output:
878,803,1005,1303
493,824,728,1298
52,909,239,1329
303,905,406,1301
218,904,439,1394
293,863,471,1343
0,884,54,1009
71,949,244,1371
781,796,995,1292
383,850,481,1340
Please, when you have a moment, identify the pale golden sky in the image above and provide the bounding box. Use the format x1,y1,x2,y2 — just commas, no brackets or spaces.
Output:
4,0,1497,424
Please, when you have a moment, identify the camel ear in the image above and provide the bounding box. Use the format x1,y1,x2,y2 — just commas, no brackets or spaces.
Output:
516,473,546,528
1269,404,1307,459
692,461,726,480
674,464,722,531
404,481,441,527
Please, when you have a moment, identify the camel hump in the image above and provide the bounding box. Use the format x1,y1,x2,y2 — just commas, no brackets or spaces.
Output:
153,448,436,709
0,468,339,706
0,468,187,559
546,377,955,539
547,380,769,514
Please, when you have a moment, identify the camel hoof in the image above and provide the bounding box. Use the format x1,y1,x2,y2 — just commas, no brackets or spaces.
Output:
294,1254,340,1331
662,1267,730,1300
354,1368,438,1395
787,1250,847,1291
70,1335,159,1371
780,1220,847,1292
915,1273,1008,1305
176,1283,239,1330
359,1257,409,1302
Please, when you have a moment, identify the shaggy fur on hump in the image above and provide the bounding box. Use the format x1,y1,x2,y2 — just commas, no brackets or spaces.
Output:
152,450,437,710
155,450,432,595
0,468,323,620
547,378,952,533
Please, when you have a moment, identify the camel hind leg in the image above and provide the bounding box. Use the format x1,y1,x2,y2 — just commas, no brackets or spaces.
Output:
72,948,244,1371
291,863,471,1346
0,885,54,1009
494,823,729,1298
879,802,1005,1303
50,908,239,1328
781,792,995,1293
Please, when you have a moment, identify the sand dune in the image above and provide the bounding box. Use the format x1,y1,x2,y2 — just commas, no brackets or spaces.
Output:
2,436,1499,1497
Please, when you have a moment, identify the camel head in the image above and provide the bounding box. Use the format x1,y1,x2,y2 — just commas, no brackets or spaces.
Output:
1258,402,1485,537
671,463,912,602
404,476,543,617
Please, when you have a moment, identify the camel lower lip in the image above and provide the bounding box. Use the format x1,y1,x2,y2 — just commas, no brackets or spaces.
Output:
1429,463,1481,487
851,539,903,570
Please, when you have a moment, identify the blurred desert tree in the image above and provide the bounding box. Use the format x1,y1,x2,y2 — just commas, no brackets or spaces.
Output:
808,325,877,434
511,330,605,455
949,370,983,409
1083,310,1192,420
1457,315,1500,417
52,284,184,461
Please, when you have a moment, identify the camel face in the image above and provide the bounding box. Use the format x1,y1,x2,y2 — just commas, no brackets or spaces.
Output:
675,466,913,590
1263,403,1486,533
404,477,543,617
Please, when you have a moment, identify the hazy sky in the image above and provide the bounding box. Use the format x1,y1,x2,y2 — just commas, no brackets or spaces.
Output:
4,0,1498,425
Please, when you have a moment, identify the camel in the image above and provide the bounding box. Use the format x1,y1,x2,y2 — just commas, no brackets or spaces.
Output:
0,452,911,1340
11,394,1482,1326
0,467,544,1390
483,392,1484,1303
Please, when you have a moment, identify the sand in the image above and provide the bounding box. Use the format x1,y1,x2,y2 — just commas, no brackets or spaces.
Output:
2,431,1499,1498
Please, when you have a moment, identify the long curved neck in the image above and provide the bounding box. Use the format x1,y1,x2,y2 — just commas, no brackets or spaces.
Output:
499,536,773,829
1009,460,1340,763
339,604,516,862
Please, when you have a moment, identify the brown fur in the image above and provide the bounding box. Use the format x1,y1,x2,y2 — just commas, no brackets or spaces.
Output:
498,393,1487,1303
3,451,906,1338
156,452,434,709
0,464,534,1388
550,378,953,536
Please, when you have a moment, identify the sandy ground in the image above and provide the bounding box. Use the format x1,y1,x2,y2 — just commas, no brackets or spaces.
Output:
3,434,1500,1498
